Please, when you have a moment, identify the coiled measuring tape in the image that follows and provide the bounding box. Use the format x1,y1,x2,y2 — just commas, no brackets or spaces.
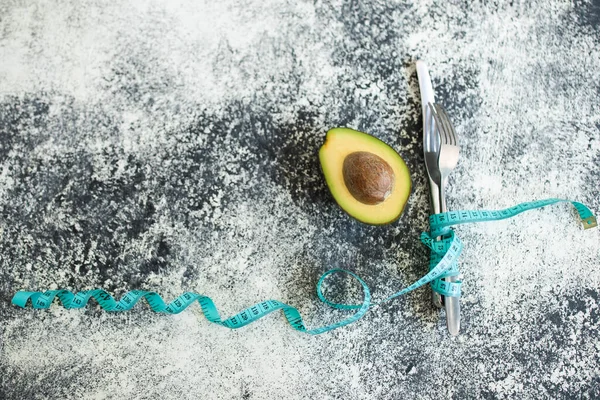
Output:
11,198,597,335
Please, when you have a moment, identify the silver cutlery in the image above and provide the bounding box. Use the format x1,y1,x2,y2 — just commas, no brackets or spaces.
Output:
430,102,461,336
416,61,444,309
416,60,461,335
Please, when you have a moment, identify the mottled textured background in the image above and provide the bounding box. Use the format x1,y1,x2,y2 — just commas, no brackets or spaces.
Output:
1,1,599,399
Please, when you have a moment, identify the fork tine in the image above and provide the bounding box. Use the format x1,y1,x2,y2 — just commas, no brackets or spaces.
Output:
434,103,452,145
437,105,458,146
430,104,448,145
439,106,457,146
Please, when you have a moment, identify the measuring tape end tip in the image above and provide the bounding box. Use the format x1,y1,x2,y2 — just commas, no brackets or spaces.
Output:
583,216,597,230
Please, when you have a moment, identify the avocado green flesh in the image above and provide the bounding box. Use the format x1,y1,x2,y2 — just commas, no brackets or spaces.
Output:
319,127,411,225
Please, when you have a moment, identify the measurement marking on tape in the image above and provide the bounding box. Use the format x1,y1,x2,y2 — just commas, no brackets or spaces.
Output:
11,199,596,335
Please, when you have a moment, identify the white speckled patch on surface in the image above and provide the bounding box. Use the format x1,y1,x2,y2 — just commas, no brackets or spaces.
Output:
0,1,599,399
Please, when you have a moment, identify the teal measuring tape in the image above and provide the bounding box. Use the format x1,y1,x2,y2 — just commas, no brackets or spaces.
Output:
11,198,597,335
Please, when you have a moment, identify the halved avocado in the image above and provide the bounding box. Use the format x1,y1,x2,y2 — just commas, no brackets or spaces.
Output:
319,127,411,225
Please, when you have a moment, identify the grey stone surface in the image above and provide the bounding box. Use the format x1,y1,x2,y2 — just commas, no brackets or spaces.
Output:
0,1,599,399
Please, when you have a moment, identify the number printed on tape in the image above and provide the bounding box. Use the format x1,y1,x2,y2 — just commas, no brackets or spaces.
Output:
10,198,596,335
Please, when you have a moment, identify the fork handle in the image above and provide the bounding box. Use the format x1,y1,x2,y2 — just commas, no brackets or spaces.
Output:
439,183,461,336
429,177,444,308
439,177,449,211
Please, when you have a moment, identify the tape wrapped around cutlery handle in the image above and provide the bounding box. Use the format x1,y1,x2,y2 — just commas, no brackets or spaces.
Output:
11,198,597,335
425,198,597,298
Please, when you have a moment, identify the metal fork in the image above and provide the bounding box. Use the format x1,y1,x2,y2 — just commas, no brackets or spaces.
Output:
429,102,461,336
432,104,459,210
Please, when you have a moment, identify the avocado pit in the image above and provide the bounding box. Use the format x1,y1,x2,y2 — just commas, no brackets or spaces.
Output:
342,151,395,205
